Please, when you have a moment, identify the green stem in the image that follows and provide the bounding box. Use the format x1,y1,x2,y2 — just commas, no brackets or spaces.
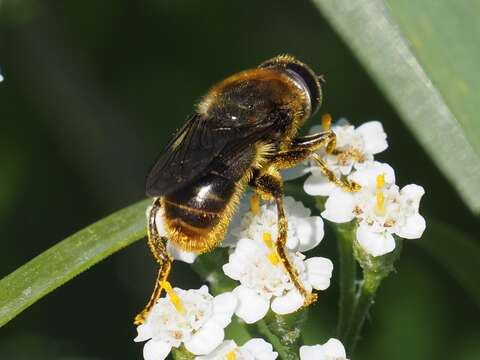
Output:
344,269,384,352
345,238,403,353
258,310,307,360
172,346,195,360
335,223,358,341
255,318,299,360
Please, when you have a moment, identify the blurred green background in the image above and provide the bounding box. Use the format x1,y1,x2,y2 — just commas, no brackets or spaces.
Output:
0,0,479,359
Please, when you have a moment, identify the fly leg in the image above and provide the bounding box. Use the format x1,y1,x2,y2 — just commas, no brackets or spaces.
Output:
272,130,360,192
134,198,173,325
250,170,317,305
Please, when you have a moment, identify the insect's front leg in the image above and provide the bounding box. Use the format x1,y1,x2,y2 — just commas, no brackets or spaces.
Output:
272,130,360,192
134,198,173,325
250,170,317,306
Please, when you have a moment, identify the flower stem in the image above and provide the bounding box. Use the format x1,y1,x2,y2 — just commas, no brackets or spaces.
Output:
256,319,296,360
255,311,305,360
343,268,384,352
345,238,403,353
335,222,358,341
172,345,195,360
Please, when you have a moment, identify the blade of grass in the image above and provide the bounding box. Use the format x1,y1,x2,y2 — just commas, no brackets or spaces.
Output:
385,0,480,168
310,0,480,212
0,199,150,327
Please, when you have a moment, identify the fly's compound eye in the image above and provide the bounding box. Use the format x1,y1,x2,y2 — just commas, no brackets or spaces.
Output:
285,62,322,116
259,56,322,117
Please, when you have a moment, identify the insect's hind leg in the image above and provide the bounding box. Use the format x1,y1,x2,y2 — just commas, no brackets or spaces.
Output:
251,171,317,305
134,198,173,325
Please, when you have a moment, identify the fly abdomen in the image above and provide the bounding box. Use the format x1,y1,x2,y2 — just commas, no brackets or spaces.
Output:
162,170,238,252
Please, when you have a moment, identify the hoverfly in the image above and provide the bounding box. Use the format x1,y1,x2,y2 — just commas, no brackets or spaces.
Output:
134,55,359,325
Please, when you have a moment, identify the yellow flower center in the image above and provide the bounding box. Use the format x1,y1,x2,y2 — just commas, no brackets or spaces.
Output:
226,351,237,360
375,173,385,216
322,113,332,131
161,281,185,313
263,232,273,248
268,252,280,266
250,194,260,215
263,232,279,265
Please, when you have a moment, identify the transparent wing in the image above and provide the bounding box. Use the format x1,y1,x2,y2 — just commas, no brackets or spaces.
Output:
146,112,278,196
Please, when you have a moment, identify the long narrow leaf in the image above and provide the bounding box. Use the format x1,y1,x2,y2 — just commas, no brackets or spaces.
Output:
311,0,480,212
0,199,150,327
385,0,480,166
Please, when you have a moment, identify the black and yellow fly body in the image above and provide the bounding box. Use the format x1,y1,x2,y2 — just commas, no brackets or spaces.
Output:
135,55,359,325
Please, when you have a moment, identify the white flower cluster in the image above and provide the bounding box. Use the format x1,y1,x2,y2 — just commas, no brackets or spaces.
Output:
321,161,425,256
289,118,425,257
135,285,237,359
137,196,337,359
304,120,387,195
223,197,333,323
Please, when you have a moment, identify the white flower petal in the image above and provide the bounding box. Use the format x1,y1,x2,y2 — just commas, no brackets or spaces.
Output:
356,121,388,154
195,340,237,359
223,238,258,280
349,162,395,190
321,189,355,223
242,338,278,360
271,289,303,315
322,338,347,358
222,260,244,281
154,208,168,237
400,183,425,197
396,213,426,239
167,242,197,264
400,184,425,211
299,345,325,360
184,321,224,355
304,172,336,197
211,292,237,328
357,224,396,257
305,257,333,290
233,285,270,324
134,323,153,342
299,339,347,360
293,216,324,252
143,339,171,360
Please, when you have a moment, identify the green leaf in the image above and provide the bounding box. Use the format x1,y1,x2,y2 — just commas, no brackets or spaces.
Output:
310,0,480,212
0,199,150,328
385,0,480,165
419,218,480,307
